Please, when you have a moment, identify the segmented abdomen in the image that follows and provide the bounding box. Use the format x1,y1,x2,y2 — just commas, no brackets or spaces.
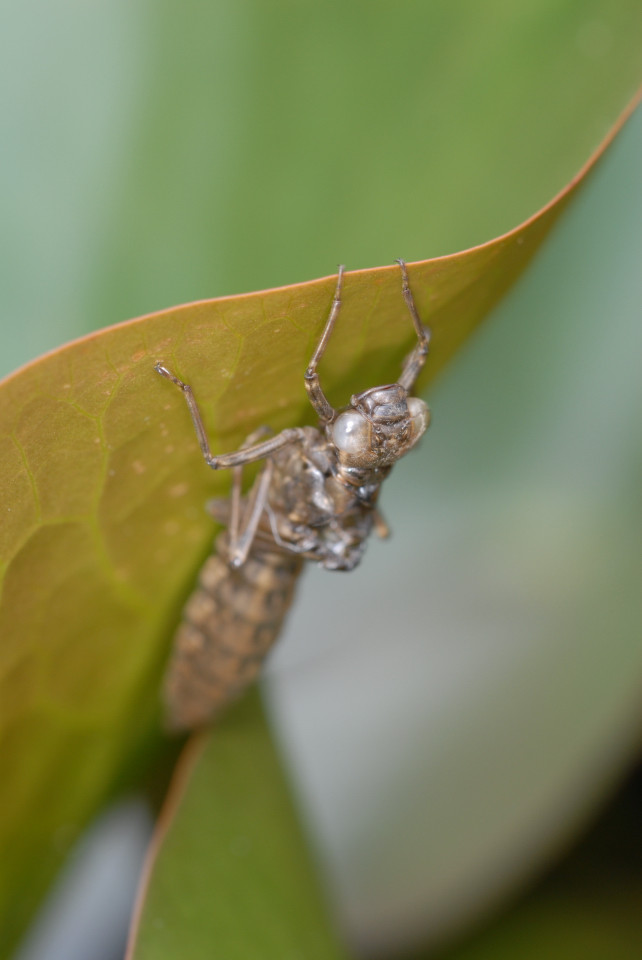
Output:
163,534,303,731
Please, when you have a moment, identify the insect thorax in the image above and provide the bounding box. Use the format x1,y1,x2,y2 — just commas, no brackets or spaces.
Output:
264,426,378,571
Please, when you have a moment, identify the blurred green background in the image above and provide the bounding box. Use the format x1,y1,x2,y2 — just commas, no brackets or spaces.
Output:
2,1,642,958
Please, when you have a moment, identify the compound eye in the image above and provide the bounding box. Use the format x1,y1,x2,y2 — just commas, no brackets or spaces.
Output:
331,410,370,455
408,397,430,438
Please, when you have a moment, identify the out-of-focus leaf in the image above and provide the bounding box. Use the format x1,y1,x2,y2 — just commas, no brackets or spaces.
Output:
1,0,642,951
441,897,642,960
432,769,642,960
125,693,348,960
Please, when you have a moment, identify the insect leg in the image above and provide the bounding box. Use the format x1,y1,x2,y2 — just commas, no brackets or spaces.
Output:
228,460,274,569
304,265,345,423
154,363,305,468
395,259,432,392
229,426,274,544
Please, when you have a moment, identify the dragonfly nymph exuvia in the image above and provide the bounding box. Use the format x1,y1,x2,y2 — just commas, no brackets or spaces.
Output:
155,260,431,731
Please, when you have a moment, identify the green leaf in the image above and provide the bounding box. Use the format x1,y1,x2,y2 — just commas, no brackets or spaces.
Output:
1,0,642,952
126,693,348,960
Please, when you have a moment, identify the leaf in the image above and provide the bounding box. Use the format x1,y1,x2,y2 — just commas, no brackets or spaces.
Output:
126,693,349,960
2,0,642,952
